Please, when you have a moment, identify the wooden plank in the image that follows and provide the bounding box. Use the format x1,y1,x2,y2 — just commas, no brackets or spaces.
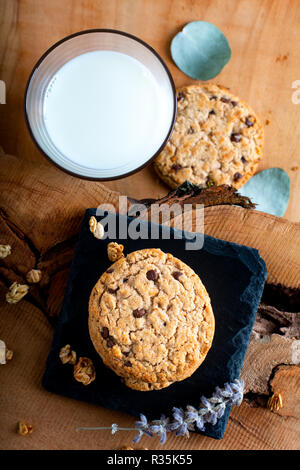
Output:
1,154,300,289
172,206,300,288
1,0,300,221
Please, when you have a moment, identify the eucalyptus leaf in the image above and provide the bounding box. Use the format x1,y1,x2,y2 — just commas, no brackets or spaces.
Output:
238,168,290,217
170,21,231,80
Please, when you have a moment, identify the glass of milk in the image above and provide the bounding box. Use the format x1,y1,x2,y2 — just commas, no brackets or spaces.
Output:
25,29,177,180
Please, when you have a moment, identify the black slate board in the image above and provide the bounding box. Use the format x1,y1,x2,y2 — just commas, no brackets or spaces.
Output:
42,210,267,440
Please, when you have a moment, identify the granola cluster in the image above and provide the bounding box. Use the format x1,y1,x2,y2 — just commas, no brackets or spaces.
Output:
89,216,104,239
107,242,124,262
59,344,77,365
17,421,33,436
73,357,96,386
26,269,42,284
59,345,96,386
0,244,11,259
6,282,29,304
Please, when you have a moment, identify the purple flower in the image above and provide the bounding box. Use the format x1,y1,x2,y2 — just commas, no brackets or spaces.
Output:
172,407,184,423
149,415,169,444
200,396,213,409
149,426,167,445
135,414,148,430
110,379,244,445
134,414,153,440
195,415,205,431
176,421,188,437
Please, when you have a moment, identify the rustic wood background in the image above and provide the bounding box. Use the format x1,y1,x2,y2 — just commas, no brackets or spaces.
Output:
0,0,300,451
1,0,300,220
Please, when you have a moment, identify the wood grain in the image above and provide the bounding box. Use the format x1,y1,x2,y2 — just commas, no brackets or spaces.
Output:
171,206,300,288
0,149,299,449
1,0,300,220
1,0,300,451
1,282,299,450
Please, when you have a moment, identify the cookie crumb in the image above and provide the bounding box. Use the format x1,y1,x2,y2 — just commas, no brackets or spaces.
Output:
291,165,299,171
26,269,42,284
17,421,33,436
6,282,29,304
265,119,270,126
59,344,77,365
89,216,104,239
0,244,11,259
107,242,124,262
73,357,96,385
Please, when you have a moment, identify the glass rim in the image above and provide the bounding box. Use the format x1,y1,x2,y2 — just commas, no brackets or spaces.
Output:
24,28,177,181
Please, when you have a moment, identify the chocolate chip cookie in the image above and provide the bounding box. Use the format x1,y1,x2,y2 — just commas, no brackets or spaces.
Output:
88,248,214,391
154,83,264,189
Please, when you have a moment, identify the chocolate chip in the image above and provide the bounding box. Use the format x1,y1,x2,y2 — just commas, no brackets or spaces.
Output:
210,95,217,100
241,156,247,163
177,91,185,101
106,336,115,348
233,172,243,182
123,278,128,283
188,126,195,134
123,351,130,357
245,116,254,127
172,271,183,280
133,308,146,318
230,133,242,143
221,96,230,103
101,327,109,339
231,101,238,107
107,287,118,294
146,270,158,281
171,164,182,171
209,109,216,116
106,268,114,273
124,360,132,367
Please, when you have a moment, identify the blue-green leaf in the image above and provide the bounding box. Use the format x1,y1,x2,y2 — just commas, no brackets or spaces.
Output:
238,168,290,217
170,21,231,80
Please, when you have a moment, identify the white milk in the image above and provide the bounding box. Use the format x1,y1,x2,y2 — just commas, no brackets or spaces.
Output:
43,50,174,175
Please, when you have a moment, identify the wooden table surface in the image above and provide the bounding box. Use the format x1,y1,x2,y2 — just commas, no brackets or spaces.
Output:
1,0,300,451
1,0,300,221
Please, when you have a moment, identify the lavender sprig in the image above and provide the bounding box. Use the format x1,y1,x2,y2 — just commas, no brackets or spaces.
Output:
77,378,244,444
